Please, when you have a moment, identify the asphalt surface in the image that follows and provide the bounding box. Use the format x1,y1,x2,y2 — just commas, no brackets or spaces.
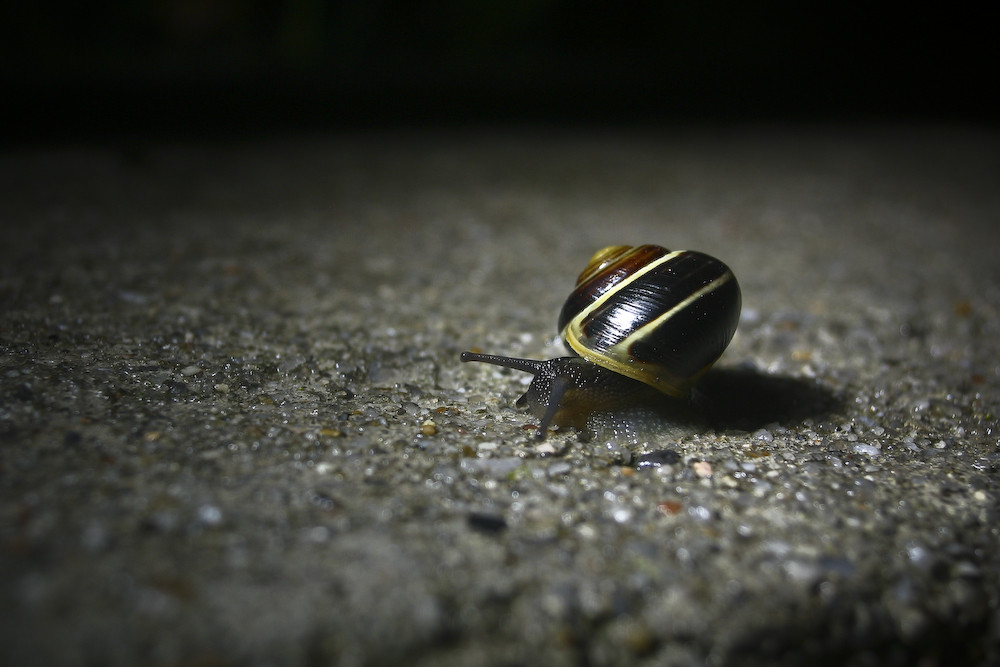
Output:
2,124,998,666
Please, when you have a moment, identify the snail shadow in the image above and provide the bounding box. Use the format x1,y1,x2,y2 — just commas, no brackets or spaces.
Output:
690,366,842,432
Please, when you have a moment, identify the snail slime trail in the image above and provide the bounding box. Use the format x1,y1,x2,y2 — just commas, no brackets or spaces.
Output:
461,245,741,440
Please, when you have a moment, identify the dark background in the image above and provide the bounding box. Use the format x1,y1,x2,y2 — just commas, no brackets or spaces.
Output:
3,1,995,144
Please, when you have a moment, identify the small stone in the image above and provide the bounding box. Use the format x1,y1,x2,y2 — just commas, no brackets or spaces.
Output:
196,505,223,526
467,512,507,534
853,443,881,457
460,457,523,476
692,460,713,478
534,441,560,455
611,507,632,523
421,419,437,436
657,500,683,516
636,449,682,468
547,461,572,477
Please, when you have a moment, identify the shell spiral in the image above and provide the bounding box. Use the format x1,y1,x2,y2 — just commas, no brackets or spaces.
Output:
557,244,741,397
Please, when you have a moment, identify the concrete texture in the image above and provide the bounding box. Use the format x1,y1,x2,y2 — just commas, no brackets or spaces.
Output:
1,125,998,666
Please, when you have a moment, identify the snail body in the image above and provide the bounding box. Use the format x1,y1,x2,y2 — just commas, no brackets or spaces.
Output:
462,245,741,439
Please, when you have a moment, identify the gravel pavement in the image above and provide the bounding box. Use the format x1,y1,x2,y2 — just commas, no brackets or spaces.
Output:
2,125,998,666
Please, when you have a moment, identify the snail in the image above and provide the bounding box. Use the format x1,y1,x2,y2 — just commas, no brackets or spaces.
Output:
461,245,741,439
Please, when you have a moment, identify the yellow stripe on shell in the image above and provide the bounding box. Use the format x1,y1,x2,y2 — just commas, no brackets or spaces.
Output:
569,249,685,324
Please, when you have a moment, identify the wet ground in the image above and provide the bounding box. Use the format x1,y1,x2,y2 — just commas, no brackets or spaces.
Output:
2,124,998,665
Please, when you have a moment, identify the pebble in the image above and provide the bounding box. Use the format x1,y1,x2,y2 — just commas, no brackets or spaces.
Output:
196,505,223,526
547,461,572,477
460,457,524,477
853,443,881,457
636,449,682,468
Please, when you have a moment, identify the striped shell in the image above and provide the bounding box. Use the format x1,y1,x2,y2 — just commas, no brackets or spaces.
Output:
557,245,741,397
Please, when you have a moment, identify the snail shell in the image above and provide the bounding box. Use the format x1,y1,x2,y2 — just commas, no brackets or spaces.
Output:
558,244,741,397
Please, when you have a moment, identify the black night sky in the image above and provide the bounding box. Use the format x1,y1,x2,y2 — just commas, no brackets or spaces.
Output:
3,1,995,143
